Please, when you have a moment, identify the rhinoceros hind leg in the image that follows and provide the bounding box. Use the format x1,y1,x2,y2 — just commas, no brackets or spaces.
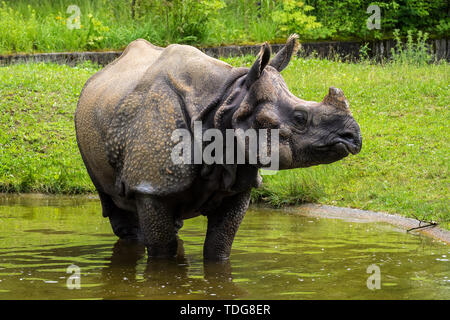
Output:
98,191,141,241
136,195,178,258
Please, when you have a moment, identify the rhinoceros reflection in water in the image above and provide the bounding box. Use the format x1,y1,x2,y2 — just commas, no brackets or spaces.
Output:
99,239,246,299
75,34,362,260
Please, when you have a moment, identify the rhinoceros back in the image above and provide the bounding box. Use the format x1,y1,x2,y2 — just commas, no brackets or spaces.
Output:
75,39,198,197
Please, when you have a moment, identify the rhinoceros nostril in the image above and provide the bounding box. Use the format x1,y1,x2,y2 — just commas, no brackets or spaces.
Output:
340,132,356,143
337,131,361,154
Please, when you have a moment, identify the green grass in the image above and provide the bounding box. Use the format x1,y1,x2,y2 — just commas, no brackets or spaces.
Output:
0,61,98,193
0,58,448,228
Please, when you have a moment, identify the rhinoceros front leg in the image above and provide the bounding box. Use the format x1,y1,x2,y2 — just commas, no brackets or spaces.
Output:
203,190,251,260
136,195,178,258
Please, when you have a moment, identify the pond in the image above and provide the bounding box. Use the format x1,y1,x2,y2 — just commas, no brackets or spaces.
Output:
0,196,448,300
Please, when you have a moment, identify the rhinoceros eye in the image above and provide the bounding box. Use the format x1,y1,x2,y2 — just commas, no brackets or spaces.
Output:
293,111,308,128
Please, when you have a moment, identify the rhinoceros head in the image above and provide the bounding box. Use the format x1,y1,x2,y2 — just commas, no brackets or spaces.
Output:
224,34,362,170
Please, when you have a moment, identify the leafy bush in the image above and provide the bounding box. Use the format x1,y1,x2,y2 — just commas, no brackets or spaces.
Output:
84,13,110,49
272,0,321,38
0,2,38,52
305,0,449,40
134,0,226,44
435,18,450,37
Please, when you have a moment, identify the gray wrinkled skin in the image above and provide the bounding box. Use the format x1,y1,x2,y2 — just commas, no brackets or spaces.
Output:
75,35,362,260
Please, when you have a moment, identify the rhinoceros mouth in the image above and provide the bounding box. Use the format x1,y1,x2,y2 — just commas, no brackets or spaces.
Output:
334,140,360,155
315,139,360,156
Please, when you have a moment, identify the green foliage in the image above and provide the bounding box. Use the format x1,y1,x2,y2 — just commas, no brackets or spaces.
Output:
206,0,280,45
303,0,377,40
0,2,38,52
134,0,226,44
390,30,433,65
304,0,449,40
84,13,110,49
358,42,371,62
272,0,321,38
0,0,448,53
0,1,112,52
380,0,449,35
435,18,450,37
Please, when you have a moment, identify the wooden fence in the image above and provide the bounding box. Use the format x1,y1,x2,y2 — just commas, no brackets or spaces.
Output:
1,39,448,66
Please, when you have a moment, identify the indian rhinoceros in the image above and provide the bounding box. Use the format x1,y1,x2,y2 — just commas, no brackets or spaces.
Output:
75,35,362,260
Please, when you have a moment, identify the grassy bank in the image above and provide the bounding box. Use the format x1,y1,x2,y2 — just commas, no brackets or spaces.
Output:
0,58,448,228
0,62,96,193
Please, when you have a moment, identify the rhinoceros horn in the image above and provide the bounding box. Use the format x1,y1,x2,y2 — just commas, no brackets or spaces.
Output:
322,86,352,114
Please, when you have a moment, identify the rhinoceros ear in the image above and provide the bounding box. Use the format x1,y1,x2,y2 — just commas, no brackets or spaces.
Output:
269,34,300,72
245,42,271,88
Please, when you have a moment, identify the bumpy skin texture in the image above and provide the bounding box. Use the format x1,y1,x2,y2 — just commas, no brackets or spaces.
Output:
203,190,251,260
75,35,362,260
135,195,178,257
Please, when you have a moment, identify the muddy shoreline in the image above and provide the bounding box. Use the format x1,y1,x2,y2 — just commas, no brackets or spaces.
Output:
284,204,450,245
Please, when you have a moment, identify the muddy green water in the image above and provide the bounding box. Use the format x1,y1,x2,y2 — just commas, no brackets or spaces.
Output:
0,196,448,300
